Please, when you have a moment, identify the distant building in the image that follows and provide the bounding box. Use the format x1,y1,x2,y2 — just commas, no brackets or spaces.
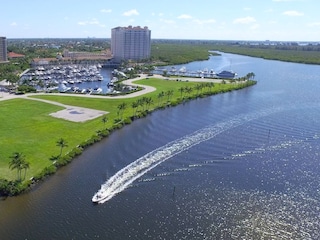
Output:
62,49,112,60
0,37,8,63
111,26,151,62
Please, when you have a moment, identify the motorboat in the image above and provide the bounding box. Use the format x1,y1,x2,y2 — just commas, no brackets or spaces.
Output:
92,190,105,203
216,70,237,78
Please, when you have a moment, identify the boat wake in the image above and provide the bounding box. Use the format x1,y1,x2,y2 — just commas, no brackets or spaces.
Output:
92,107,282,204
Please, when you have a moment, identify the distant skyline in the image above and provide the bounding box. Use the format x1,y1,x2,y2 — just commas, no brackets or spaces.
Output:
1,0,319,41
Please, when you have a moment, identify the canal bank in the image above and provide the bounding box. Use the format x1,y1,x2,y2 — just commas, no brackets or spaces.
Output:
0,70,256,197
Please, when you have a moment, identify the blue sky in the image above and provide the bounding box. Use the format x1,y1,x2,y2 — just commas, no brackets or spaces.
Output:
1,0,319,41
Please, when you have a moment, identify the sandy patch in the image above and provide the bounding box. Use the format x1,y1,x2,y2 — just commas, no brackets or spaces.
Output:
50,107,107,122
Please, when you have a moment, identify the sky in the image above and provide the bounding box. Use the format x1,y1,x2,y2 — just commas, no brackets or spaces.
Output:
1,0,319,41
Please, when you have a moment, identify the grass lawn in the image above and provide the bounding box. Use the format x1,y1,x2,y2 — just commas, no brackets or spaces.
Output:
0,77,255,181
0,98,104,180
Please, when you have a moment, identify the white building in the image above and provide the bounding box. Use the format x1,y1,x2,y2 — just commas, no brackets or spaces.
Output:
111,26,151,62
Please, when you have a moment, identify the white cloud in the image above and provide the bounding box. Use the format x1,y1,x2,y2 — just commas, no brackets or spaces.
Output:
194,19,216,25
250,24,260,30
233,16,256,24
282,10,304,16
10,22,17,26
78,18,105,27
100,9,112,13
177,14,193,19
122,9,139,17
308,22,320,27
160,19,175,24
243,7,252,11
152,12,164,17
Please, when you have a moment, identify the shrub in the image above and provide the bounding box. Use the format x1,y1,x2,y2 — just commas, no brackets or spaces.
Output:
124,118,132,125
91,134,102,143
0,180,25,196
100,129,110,137
67,147,83,158
0,178,10,196
17,85,37,93
43,165,57,175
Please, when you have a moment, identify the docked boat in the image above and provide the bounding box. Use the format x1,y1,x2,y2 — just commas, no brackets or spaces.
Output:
92,87,102,94
216,70,237,78
107,82,114,88
179,66,187,73
58,83,71,93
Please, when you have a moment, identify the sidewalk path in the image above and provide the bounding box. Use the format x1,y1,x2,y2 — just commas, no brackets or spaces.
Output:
0,74,155,122
0,74,223,122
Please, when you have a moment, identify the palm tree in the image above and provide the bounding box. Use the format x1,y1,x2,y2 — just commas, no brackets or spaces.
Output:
185,86,193,98
194,84,202,96
145,97,153,111
208,82,214,93
165,90,174,103
9,152,26,181
131,101,138,117
117,102,127,120
137,98,144,112
178,87,184,99
21,161,30,181
56,138,68,157
157,91,165,107
141,97,148,111
246,72,255,80
102,115,108,129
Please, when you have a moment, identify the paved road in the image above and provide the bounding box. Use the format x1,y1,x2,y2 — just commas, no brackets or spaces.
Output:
0,74,225,102
0,74,157,102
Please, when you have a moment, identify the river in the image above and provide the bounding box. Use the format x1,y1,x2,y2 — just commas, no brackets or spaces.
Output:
1,52,320,239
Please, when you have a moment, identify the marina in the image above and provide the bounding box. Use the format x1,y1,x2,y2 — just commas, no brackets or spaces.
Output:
19,62,238,95
20,64,114,94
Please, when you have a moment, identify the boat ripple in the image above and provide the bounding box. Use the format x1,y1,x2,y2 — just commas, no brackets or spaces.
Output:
92,107,283,203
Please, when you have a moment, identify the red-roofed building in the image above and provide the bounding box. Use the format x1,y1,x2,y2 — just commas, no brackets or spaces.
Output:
8,52,25,58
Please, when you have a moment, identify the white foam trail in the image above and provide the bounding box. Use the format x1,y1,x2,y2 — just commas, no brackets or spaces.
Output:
93,107,282,203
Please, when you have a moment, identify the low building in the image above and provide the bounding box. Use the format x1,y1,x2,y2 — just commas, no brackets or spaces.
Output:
31,49,113,67
8,52,25,59
62,49,112,60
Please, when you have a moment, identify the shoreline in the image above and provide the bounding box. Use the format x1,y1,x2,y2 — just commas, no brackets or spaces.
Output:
0,74,256,197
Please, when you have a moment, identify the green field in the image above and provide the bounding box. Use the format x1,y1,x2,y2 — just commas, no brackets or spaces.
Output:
0,77,256,194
